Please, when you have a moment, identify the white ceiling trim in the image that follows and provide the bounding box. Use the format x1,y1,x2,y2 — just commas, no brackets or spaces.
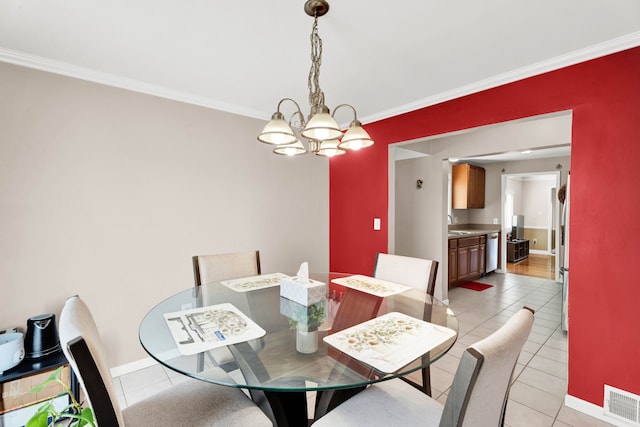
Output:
0,47,267,120
360,31,640,125
1,31,639,124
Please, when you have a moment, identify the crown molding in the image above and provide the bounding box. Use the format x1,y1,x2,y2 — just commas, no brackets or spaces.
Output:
361,31,640,125
2,31,640,124
0,47,267,120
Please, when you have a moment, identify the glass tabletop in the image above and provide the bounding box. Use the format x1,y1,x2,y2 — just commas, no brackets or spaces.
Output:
139,272,458,392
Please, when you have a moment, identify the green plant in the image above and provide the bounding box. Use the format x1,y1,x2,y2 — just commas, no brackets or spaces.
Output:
288,301,326,331
26,366,94,427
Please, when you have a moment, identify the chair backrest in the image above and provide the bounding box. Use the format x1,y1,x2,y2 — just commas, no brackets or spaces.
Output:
373,253,439,296
330,290,383,333
192,250,261,286
439,307,534,427
58,295,124,426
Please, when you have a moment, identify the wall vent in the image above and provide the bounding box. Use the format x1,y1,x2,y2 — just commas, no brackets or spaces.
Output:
605,385,640,425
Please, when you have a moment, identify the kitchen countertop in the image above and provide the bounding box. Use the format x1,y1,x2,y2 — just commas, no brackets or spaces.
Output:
448,226,501,239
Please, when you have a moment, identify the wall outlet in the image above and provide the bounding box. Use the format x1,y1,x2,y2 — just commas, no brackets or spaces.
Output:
454,217,459,224
533,238,537,245
493,218,499,224
373,218,381,230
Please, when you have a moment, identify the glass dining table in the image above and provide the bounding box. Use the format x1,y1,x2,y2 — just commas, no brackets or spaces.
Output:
139,272,458,426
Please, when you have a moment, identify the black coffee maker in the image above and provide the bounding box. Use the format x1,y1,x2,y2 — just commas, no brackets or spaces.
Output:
24,313,61,359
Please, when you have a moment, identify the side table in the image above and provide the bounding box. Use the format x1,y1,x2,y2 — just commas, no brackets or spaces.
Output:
0,351,79,416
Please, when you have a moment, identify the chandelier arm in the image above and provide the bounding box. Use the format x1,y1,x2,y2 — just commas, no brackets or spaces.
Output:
276,98,306,128
331,103,358,121
276,97,304,114
290,110,306,129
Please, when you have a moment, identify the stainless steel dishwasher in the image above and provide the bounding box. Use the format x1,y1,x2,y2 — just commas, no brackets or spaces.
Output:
486,232,499,273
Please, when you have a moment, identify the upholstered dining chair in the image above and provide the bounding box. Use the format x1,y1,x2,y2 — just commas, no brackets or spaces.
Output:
373,252,439,394
58,295,272,427
192,250,261,287
374,252,439,296
191,250,262,371
313,307,534,427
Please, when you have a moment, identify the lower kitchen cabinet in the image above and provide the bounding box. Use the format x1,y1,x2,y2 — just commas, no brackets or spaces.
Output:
449,235,486,288
448,239,458,283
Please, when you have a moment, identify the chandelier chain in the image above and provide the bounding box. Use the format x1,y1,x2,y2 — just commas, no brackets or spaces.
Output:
308,15,324,111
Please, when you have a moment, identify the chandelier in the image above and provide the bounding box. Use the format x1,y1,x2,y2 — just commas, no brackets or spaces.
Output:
257,0,374,157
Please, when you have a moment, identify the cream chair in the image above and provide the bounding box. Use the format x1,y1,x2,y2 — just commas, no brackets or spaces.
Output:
373,252,439,394
192,250,261,286
374,252,439,296
191,250,262,370
313,307,534,427
58,295,272,426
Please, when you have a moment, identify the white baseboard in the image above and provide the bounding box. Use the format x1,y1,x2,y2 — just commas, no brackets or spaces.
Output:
529,249,553,255
565,394,631,426
110,357,158,378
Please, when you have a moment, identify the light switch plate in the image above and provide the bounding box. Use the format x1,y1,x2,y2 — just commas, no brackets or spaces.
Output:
373,218,381,230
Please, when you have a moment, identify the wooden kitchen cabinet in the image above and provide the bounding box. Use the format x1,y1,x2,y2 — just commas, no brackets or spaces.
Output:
448,235,490,288
452,164,485,209
448,239,458,283
458,246,471,280
449,236,482,287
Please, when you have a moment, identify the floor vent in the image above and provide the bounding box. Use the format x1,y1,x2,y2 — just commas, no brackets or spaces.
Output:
605,385,640,425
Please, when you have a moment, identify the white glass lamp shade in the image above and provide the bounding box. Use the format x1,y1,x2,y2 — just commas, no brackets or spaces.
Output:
339,121,374,150
273,139,307,156
258,115,298,145
301,112,343,141
315,139,346,157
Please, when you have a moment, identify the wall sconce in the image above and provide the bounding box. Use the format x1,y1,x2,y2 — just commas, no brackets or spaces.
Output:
416,179,423,189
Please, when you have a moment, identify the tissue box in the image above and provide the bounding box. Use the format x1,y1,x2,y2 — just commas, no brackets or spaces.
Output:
280,277,327,306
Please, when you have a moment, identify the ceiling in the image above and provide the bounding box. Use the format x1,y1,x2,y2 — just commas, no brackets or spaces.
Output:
1,1,640,127
395,145,571,163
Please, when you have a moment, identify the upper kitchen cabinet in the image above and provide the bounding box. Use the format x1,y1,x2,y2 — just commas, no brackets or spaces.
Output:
452,164,485,209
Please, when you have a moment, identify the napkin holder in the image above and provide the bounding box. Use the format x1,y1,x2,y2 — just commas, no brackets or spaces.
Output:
280,276,327,306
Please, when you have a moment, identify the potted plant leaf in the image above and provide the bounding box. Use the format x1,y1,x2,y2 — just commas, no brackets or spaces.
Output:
285,300,326,354
26,366,94,427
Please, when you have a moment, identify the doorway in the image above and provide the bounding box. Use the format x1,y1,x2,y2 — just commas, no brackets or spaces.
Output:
502,172,562,281
388,111,572,300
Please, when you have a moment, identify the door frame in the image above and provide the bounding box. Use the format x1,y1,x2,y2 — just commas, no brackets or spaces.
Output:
501,171,562,282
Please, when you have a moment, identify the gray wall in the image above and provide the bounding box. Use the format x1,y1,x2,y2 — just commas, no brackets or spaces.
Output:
0,62,329,368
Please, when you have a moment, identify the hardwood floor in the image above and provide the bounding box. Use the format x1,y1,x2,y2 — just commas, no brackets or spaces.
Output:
506,253,556,279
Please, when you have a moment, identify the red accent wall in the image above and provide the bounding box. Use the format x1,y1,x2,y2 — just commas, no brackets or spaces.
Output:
330,47,640,405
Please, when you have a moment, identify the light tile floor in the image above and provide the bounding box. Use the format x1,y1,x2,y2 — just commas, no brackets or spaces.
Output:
112,272,615,426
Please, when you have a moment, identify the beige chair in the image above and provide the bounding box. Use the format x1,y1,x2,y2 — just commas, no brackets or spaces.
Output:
58,295,272,427
374,252,439,296
373,252,439,394
313,307,534,427
192,250,261,286
191,250,263,370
